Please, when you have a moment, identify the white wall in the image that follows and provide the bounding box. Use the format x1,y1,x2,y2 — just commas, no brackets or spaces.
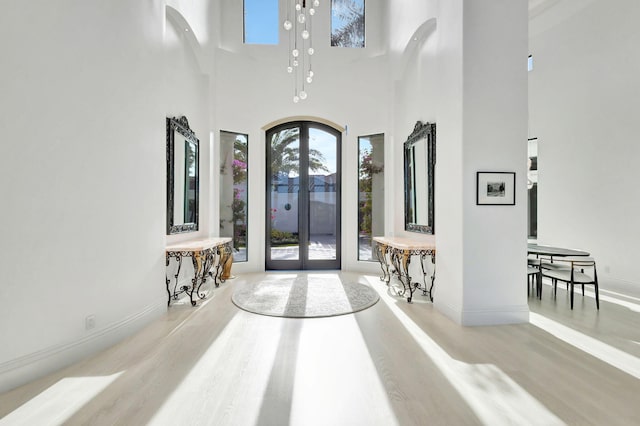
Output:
529,0,640,289
164,6,213,294
392,19,439,238
459,0,529,324
165,6,211,243
0,1,210,392
389,0,529,325
214,0,389,274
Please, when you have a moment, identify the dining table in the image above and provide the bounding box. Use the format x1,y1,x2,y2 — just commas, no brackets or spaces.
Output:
527,243,590,259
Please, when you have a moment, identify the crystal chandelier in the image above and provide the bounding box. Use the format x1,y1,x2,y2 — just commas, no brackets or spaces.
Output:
284,0,319,103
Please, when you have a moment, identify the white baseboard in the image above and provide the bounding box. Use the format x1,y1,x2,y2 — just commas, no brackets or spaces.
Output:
435,300,529,326
434,299,463,324
0,297,166,393
461,304,530,326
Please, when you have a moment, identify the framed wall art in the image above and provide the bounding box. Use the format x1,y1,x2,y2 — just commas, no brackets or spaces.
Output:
476,172,515,205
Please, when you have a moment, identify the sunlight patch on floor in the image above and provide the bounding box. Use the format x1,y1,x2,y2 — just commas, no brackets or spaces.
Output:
289,316,399,426
366,277,565,426
595,288,640,312
599,288,640,303
0,372,123,425
596,293,640,312
148,313,281,426
306,273,354,314
530,312,640,379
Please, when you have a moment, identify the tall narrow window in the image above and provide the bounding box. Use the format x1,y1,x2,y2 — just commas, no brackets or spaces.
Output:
358,134,384,261
220,131,249,262
244,0,279,44
331,0,365,47
528,138,538,239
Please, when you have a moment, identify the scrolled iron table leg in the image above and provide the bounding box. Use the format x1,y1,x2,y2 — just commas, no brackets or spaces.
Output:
375,243,390,284
190,251,203,306
389,249,406,298
400,250,418,303
415,250,436,302
220,243,233,282
195,248,215,300
173,255,183,301
219,243,233,284
166,252,185,306
420,253,428,297
165,254,171,306
213,246,224,286
383,246,391,284
428,252,436,302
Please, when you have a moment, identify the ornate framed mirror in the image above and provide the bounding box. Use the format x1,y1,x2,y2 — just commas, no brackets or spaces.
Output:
167,116,199,234
404,121,436,234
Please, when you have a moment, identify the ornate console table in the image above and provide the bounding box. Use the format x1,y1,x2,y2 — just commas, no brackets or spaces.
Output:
165,237,233,306
373,236,436,303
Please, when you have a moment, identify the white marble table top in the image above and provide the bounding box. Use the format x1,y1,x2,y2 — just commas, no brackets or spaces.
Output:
373,235,436,250
166,237,232,253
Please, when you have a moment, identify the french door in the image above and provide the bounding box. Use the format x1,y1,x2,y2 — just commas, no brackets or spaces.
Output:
266,121,341,270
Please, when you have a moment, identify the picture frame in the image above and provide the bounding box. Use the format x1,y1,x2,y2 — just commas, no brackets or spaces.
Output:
476,172,515,205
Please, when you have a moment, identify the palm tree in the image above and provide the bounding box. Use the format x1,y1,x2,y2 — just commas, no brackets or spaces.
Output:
270,128,329,184
270,128,300,181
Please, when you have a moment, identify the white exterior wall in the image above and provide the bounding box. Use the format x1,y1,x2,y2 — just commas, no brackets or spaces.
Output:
529,0,640,289
270,192,337,235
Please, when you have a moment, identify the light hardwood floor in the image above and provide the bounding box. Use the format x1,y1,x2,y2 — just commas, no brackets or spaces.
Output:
1,272,639,425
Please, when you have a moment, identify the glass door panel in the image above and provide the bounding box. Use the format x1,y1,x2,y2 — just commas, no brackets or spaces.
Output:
268,127,300,262
266,122,341,270
308,127,338,260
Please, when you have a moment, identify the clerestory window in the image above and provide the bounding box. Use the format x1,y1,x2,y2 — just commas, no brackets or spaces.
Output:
331,0,365,48
244,0,279,44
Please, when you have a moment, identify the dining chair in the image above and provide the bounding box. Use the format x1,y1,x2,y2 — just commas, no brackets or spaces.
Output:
541,257,599,309
538,256,571,294
527,258,542,299
539,256,571,271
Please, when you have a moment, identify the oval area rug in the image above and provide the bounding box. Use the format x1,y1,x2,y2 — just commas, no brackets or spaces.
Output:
232,274,379,318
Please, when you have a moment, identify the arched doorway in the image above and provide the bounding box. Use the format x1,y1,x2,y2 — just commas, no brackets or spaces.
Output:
265,121,341,270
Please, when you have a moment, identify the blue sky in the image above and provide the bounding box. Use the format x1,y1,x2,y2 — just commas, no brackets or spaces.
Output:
309,128,337,174
245,0,366,45
244,0,279,44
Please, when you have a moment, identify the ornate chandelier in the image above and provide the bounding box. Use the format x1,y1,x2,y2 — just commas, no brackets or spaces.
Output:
284,0,320,103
